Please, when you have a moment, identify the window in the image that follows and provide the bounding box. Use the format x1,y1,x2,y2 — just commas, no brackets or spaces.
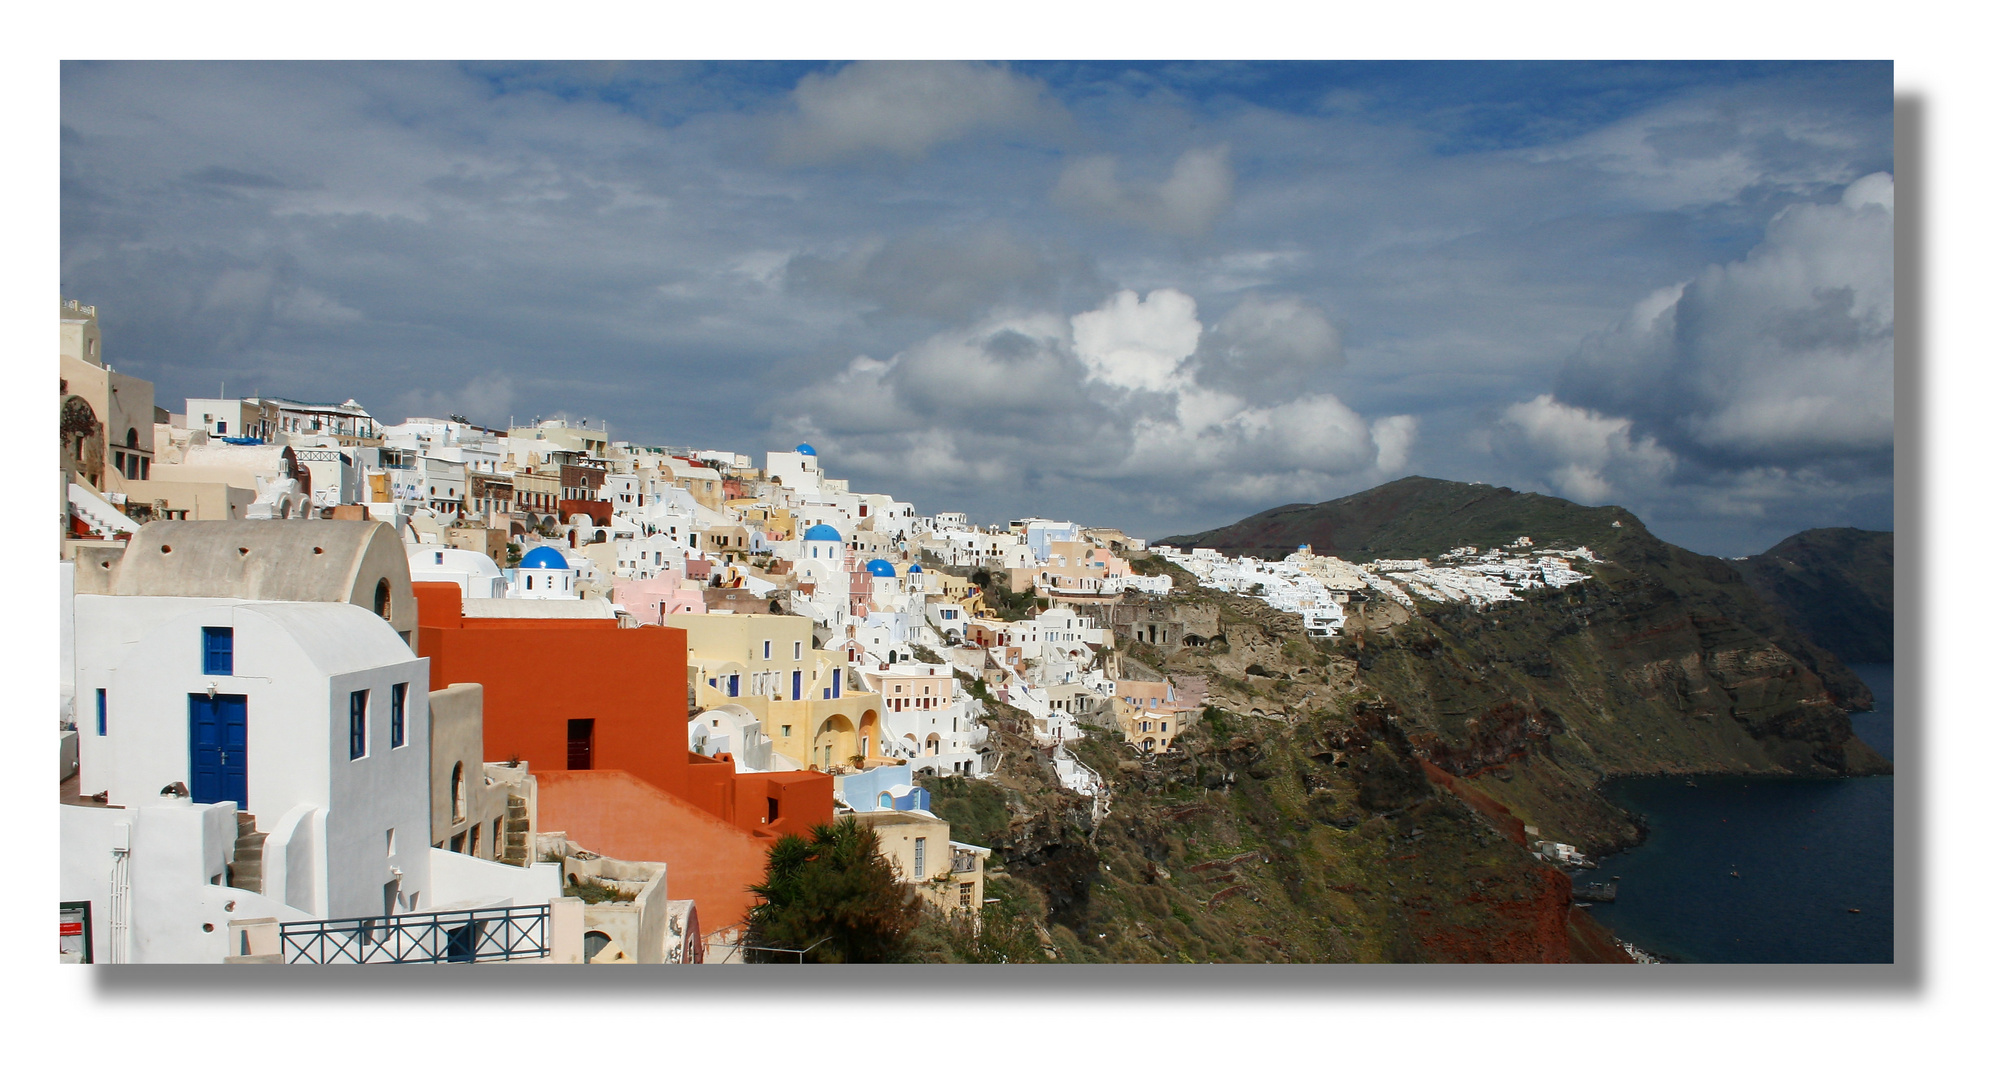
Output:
95,688,106,736
781,724,791,737
452,763,467,823
959,882,974,908
390,683,408,748
217,421,227,434
794,641,803,660
763,640,772,660
374,579,392,620
913,838,926,880
202,627,233,676
349,689,369,759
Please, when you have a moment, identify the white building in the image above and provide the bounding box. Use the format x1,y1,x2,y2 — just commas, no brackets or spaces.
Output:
408,544,508,600
68,520,431,929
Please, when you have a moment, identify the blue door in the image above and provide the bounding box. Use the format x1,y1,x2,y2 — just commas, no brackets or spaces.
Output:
189,694,248,807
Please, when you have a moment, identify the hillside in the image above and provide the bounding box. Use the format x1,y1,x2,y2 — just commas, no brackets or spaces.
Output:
1156,475,1645,562
907,478,1893,962
1736,528,1894,663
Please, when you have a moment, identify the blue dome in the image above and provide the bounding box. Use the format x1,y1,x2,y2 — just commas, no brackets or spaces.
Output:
795,443,817,456
866,559,897,578
803,523,842,542
519,546,570,570
908,564,923,574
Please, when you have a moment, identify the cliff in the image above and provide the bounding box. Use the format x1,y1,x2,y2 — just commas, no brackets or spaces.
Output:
1735,527,1894,663
910,478,1889,962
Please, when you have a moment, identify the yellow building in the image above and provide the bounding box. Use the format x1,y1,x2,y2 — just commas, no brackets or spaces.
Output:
853,809,989,916
661,612,886,771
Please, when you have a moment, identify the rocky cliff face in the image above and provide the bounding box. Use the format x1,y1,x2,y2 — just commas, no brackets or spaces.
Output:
915,479,1889,962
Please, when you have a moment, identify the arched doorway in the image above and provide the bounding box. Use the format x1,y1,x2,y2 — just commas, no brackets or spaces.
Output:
856,709,880,760
813,714,855,769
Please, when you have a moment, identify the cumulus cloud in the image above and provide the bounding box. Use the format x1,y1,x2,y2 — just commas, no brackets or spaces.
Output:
1195,293,1346,401
774,287,1412,526
1071,288,1202,393
1556,172,1893,473
1053,145,1235,237
773,61,1066,164
1493,394,1677,504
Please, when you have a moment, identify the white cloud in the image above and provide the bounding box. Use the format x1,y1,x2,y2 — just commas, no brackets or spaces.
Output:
1053,145,1235,237
1496,394,1677,504
776,287,1412,526
1070,288,1202,394
1558,172,1894,470
773,61,1065,164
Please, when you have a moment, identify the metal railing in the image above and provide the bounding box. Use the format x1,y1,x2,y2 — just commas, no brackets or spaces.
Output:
279,904,549,964
950,849,979,874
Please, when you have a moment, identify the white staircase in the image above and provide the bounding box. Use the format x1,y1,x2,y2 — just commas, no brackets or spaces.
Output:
68,482,140,538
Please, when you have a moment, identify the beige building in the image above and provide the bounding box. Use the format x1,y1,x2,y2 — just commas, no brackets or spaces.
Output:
427,682,536,864
1115,678,1192,752
60,299,155,488
853,810,989,917
508,421,611,460
664,460,725,512
660,612,887,771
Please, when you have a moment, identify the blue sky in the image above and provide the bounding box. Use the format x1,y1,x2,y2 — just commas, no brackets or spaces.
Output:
59,60,1893,555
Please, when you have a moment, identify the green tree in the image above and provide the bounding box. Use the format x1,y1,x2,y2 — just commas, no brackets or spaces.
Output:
745,816,921,963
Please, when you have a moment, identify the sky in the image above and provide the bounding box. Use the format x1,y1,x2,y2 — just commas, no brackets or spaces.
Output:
58,60,1895,556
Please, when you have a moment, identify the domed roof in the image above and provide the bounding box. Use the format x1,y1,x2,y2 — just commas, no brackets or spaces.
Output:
795,443,817,456
908,564,923,574
519,546,570,570
866,559,897,577
803,523,842,542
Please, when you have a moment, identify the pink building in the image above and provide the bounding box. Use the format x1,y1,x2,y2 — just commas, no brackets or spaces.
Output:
610,570,708,624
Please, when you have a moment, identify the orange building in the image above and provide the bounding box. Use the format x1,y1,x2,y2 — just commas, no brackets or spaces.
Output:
412,582,833,926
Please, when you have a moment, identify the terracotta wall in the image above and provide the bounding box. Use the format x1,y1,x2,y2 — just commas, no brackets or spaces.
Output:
412,581,831,843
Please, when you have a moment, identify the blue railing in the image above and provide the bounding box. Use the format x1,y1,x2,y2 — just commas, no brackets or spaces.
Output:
280,904,549,964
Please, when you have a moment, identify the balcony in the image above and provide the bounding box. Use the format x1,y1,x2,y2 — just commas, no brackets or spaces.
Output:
276,904,549,964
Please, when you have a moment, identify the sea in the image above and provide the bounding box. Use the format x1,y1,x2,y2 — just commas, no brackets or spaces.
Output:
1570,663,1895,963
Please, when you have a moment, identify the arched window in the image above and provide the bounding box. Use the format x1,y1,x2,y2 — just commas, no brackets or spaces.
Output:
584,931,612,962
451,762,466,823
374,579,392,619
125,427,139,449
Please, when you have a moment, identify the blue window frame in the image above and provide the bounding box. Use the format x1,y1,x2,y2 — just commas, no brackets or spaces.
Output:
202,627,234,676
95,689,107,736
390,683,408,748
349,689,368,760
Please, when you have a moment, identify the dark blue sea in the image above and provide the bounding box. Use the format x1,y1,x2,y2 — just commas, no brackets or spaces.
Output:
1571,663,1894,963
